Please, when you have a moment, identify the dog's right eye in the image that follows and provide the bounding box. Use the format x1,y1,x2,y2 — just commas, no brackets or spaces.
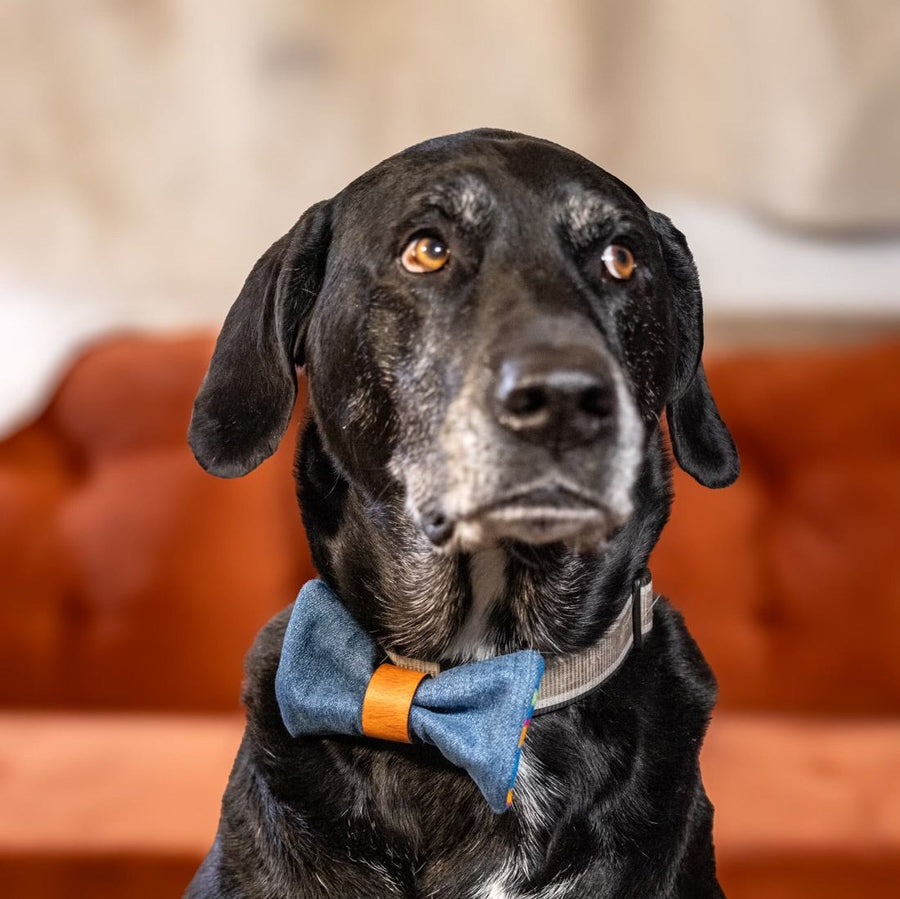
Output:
401,236,450,273
600,244,636,280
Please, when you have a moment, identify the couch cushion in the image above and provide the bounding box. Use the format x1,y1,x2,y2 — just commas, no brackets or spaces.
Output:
1,711,898,898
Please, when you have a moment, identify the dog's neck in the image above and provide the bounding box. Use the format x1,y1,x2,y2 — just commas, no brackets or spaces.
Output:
297,423,671,664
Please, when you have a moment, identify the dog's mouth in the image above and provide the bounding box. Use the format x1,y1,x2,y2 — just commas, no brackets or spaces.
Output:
428,485,629,550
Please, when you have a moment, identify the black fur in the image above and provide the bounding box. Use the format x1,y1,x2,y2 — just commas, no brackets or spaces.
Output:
190,200,332,479
186,130,737,898
650,211,739,489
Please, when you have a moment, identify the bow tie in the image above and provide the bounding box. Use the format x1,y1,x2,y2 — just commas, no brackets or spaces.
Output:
275,580,544,814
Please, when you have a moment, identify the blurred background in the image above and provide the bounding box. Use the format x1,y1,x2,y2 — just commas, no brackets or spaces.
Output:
1,1,898,897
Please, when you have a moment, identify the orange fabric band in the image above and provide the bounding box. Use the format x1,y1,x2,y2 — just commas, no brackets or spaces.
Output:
361,663,429,743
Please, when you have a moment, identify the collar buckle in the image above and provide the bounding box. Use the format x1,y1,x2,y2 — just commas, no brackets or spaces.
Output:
632,567,652,651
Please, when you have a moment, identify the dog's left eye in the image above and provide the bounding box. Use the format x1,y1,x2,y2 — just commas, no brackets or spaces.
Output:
601,244,636,280
401,236,450,273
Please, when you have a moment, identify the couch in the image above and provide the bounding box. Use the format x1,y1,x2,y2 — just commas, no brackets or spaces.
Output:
1,333,898,897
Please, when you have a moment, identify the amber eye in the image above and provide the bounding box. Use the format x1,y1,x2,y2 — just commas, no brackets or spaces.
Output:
601,244,636,280
401,236,450,273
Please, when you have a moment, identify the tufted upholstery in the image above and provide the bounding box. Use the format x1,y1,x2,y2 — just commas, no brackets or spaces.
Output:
1,334,899,898
655,340,900,714
0,335,311,711
2,335,898,715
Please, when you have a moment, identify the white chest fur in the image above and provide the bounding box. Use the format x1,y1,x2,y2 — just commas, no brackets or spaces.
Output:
447,546,507,660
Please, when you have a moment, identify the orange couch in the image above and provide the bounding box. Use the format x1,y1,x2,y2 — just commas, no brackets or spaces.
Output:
1,334,898,897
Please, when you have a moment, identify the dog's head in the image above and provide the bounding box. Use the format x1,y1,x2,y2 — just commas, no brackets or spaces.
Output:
190,131,737,551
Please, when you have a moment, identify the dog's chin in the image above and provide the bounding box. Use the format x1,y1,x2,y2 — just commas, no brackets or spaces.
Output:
448,499,629,553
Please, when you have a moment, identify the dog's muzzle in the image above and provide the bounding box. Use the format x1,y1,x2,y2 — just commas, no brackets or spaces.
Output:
419,327,643,550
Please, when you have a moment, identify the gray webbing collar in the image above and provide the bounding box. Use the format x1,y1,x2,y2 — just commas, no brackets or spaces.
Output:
386,569,656,715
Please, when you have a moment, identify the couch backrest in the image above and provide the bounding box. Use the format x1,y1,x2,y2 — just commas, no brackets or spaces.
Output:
654,340,900,714
1,335,898,714
0,335,311,710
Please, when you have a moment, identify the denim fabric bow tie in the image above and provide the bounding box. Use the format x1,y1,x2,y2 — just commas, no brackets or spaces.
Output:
275,580,544,813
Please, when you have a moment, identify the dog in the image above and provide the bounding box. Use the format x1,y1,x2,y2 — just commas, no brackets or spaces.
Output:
185,129,739,898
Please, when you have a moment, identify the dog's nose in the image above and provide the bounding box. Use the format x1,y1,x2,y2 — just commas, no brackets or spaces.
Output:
493,347,617,451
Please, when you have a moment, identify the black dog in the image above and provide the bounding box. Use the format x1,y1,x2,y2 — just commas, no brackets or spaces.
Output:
186,129,738,898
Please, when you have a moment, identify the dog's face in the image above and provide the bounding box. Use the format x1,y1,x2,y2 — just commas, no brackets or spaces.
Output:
188,130,737,644
305,138,670,553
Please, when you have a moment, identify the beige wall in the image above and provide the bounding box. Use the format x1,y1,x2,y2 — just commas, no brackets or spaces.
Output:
0,0,898,320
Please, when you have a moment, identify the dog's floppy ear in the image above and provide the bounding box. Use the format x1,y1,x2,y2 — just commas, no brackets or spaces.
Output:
188,200,332,478
649,210,739,488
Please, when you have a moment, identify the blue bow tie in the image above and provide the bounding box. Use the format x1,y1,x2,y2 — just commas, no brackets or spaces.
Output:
275,580,544,814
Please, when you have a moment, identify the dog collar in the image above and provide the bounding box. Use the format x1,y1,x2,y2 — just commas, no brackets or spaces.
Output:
386,568,655,715
274,571,654,814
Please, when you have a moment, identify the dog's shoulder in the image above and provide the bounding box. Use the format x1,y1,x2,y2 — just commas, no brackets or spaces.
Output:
239,604,294,751
651,597,718,710
243,603,293,694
